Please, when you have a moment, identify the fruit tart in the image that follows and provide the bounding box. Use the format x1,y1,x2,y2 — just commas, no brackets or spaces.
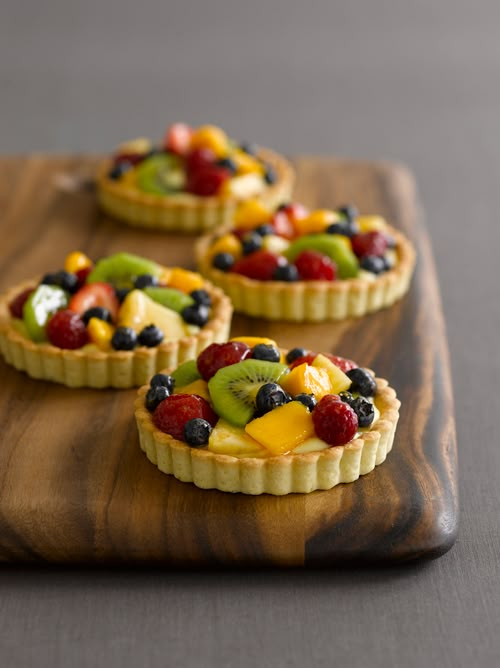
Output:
0,251,232,388
135,337,400,495
195,200,416,321
96,122,294,233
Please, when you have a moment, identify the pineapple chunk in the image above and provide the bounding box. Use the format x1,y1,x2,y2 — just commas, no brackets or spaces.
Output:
280,362,332,400
209,419,267,457
312,354,351,394
245,402,315,455
293,437,330,454
175,379,210,402
119,290,187,340
357,215,388,233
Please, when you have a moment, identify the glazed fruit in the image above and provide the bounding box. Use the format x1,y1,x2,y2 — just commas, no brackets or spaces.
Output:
118,290,187,339
183,418,212,447
312,395,358,446
87,252,162,286
346,368,377,397
245,401,315,455
81,306,113,325
8,288,34,319
138,325,164,347
255,382,290,415
111,326,137,351
252,344,281,363
146,385,171,412
150,373,175,392
351,231,388,258
23,285,68,342
285,234,359,279
47,310,88,350
231,250,285,281
197,341,251,381
171,360,201,387
294,250,337,281
69,283,120,321
153,394,217,441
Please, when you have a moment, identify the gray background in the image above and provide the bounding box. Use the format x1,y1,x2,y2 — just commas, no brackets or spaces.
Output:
1,0,499,666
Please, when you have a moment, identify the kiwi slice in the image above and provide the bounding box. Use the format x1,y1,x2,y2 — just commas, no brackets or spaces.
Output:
136,154,186,195
284,234,359,279
171,360,202,387
208,359,288,428
143,287,195,313
87,252,162,286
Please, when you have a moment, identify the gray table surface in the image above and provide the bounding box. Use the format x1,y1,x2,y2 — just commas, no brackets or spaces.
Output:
1,1,499,666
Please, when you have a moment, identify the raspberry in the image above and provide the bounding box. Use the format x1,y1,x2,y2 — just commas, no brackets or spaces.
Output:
231,250,285,281
46,310,88,349
312,395,358,446
186,166,231,196
197,341,251,381
153,394,217,440
289,352,357,372
294,250,337,281
351,231,388,258
8,287,34,318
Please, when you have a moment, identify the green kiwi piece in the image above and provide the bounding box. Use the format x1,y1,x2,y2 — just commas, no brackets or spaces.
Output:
87,252,162,286
23,285,68,342
208,359,289,428
284,234,359,279
171,360,202,387
143,287,195,313
136,154,186,195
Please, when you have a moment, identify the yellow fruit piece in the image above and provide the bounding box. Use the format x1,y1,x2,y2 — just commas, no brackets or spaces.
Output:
233,150,265,176
312,354,351,394
119,290,187,339
230,336,284,362
116,137,153,155
280,363,332,399
357,215,389,233
64,251,92,274
190,125,229,158
87,317,114,351
208,233,242,262
245,402,316,455
261,234,290,255
294,209,339,236
209,419,268,457
292,437,330,454
221,174,265,199
167,267,204,293
158,267,172,284
233,199,272,230
175,379,210,403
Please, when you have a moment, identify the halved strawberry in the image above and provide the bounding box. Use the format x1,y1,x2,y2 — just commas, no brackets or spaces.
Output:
68,282,120,322
271,211,296,240
164,123,193,156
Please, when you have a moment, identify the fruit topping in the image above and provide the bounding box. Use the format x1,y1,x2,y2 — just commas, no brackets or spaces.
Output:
294,250,337,281
118,290,187,339
280,363,332,400
285,347,309,364
134,274,159,290
311,354,351,394
23,285,68,342
150,373,175,392
190,289,211,307
351,231,388,258
213,253,235,271
111,326,137,351
197,341,251,381
346,368,377,397
312,395,358,447
82,306,113,325
208,419,266,457
351,397,376,428
360,256,386,274
294,393,317,411
185,147,217,173
64,251,92,274
166,267,204,293
87,252,162,286
273,264,299,282
146,385,171,412
171,360,201,387
255,382,290,415
251,344,281,363
143,286,194,313
87,317,114,350
41,270,79,294
184,418,212,447
46,310,88,350
138,324,164,347
231,250,285,281
9,288,35,319
338,204,359,221
241,232,263,256
69,282,120,322
174,378,210,402
293,209,338,236
284,234,359,280
136,154,186,195
245,401,315,455
181,303,209,327
190,125,229,158
164,122,193,156
153,394,217,440
186,166,231,197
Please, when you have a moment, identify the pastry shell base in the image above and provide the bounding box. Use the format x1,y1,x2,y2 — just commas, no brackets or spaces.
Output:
96,148,294,233
135,376,400,496
195,225,416,321
0,280,232,388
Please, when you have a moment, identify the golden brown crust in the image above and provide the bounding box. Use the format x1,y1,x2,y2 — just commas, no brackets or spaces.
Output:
0,279,232,388
195,224,416,321
135,376,400,495
96,148,295,233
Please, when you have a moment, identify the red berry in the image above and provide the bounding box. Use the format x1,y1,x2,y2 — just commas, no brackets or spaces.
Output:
185,148,216,174
270,211,296,240
8,287,35,318
46,310,88,349
186,166,231,196
312,395,358,446
289,352,357,372
294,250,337,281
75,266,92,287
289,352,317,369
231,250,285,281
153,394,217,440
351,231,388,258
68,282,120,321
282,202,309,222
197,341,251,381
164,122,193,156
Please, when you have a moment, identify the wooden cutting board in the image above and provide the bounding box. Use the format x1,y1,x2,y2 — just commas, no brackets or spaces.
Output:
0,155,458,566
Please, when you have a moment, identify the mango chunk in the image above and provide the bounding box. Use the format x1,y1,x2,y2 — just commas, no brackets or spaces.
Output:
233,199,271,230
174,379,210,402
208,233,242,262
312,354,351,394
357,215,388,233
87,317,114,351
280,362,332,400
293,209,339,236
167,267,204,293
245,402,315,455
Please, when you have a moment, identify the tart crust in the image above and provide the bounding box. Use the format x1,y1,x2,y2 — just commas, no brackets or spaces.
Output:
96,148,295,233
135,376,400,495
0,280,232,388
195,224,416,321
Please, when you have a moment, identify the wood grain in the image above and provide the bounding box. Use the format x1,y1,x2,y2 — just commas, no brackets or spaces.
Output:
0,155,458,566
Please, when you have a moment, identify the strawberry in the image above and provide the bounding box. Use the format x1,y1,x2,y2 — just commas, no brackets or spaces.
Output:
164,122,193,156
270,211,296,240
47,310,88,349
68,282,120,322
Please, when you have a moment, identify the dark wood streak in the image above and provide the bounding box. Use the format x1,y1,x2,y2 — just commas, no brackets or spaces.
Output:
0,155,458,566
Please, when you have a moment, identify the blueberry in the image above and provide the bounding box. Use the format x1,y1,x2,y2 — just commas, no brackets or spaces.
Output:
255,382,289,415
337,204,358,222
40,272,59,287
82,306,113,325
217,157,237,174
134,274,159,289
382,255,394,271
263,165,277,185
138,324,164,347
108,161,132,180
190,289,212,307
239,142,259,156
150,373,175,393
111,326,137,351
252,344,281,363
294,393,317,412
242,233,263,255
346,368,377,397
273,264,299,282
213,252,234,271
327,221,359,238
286,347,308,364
254,224,274,237
115,287,131,303
351,397,375,428
145,385,170,412
184,418,212,447
360,255,386,274
41,270,78,293
181,304,210,327
339,391,356,407
385,234,397,249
